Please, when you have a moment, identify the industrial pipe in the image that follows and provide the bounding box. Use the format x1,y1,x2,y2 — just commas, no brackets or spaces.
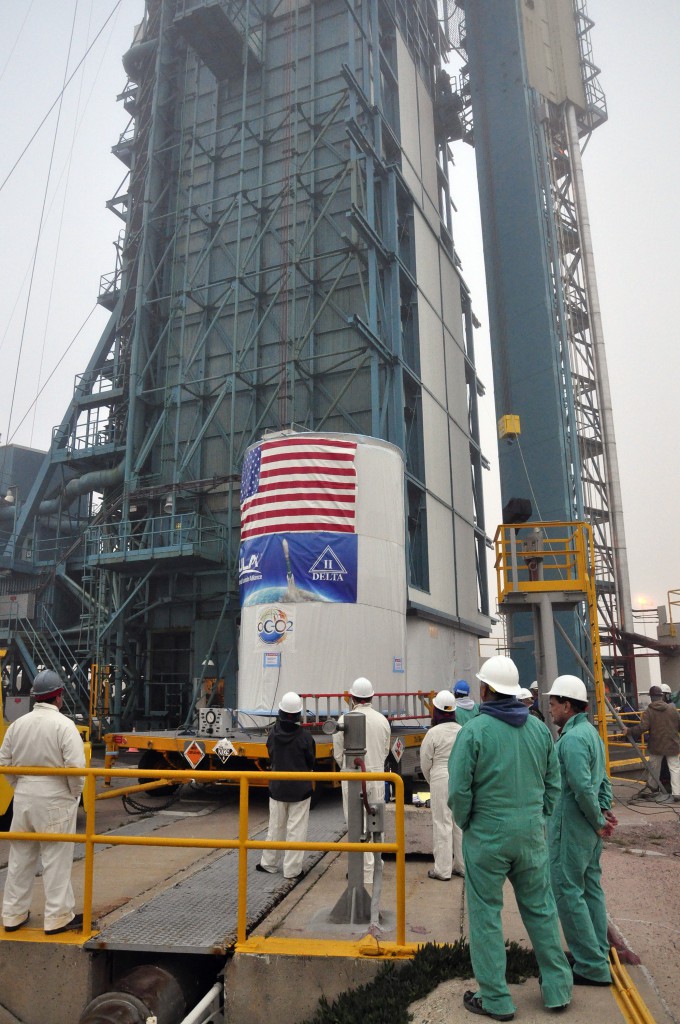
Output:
0,461,125,524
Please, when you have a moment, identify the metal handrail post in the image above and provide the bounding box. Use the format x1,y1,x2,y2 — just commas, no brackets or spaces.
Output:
237,775,250,944
394,774,405,946
82,743,96,934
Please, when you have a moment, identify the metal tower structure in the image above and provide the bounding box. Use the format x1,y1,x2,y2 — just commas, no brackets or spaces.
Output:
447,0,634,691
0,0,490,731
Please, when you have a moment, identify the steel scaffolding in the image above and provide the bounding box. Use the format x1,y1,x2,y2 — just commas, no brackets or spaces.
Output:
0,0,489,730
448,0,634,691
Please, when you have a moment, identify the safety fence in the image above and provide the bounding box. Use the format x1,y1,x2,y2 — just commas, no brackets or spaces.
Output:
0,759,408,951
296,691,434,725
602,710,649,775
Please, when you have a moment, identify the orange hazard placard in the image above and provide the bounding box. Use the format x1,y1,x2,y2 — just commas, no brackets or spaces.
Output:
183,740,205,768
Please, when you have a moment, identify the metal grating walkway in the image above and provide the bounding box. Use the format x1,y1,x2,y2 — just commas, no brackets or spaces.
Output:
84,800,347,955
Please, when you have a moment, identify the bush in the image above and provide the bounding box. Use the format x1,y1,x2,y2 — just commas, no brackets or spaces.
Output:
302,940,538,1024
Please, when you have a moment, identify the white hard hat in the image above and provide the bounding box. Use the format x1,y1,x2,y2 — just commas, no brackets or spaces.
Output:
530,680,539,691
546,675,588,704
278,691,303,715
476,655,520,696
518,687,533,701
433,689,455,712
350,676,374,699
660,683,672,694
31,669,63,698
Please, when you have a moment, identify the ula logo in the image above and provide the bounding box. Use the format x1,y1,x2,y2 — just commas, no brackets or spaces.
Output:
257,606,293,645
239,551,262,583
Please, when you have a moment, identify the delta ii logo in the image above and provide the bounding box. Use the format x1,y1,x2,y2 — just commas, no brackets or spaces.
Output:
239,550,263,585
308,546,347,583
257,606,293,646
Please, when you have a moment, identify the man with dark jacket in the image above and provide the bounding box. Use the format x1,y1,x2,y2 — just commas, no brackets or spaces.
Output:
627,685,680,799
257,692,316,879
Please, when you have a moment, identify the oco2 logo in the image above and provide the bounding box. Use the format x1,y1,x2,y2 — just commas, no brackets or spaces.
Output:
257,606,293,645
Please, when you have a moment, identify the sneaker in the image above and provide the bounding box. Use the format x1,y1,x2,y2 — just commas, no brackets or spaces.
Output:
427,869,451,881
572,971,611,986
45,913,83,936
4,913,30,932
463,990,514,1021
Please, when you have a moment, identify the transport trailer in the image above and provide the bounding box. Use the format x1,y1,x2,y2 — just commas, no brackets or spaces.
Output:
103,691,431,801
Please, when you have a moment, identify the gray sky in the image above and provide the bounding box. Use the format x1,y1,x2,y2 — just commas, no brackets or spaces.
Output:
0,1,678,629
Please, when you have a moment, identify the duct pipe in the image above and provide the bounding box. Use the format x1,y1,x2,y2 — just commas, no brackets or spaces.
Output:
564,103,633,635
0,460,126,522
36,461,125,516
122,39,157,83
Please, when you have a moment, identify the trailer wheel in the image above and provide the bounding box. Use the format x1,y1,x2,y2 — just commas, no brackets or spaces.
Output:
137,751,180,794
0,799,13,831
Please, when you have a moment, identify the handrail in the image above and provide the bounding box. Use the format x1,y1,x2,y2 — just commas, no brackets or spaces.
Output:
0,763,406,947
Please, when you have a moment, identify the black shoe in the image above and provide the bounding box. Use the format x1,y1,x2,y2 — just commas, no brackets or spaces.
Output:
463,990,515,1021
572,971,611,986
45,913,83,936
285,872,304,880
4,913,30,932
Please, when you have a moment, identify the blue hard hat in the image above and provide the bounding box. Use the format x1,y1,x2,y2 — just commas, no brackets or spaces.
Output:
454,679,470,696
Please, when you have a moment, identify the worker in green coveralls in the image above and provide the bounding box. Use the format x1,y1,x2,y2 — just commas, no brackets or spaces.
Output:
449,656,572,1022
452,680,478,726
546,675,617,986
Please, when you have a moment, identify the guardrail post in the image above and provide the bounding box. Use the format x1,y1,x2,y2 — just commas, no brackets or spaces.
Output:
394,775,406,946
83,744,96,934
237,776,249,944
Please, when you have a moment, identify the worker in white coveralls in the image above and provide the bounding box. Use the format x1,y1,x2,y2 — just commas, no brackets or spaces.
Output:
257,692,316,880
333,677,391,884
419,689,464,880
1,670,86,935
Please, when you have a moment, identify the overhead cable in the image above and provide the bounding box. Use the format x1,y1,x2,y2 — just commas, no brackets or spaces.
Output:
0,0,124,196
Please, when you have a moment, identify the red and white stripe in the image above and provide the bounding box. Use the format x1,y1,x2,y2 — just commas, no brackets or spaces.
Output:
240,437,357,540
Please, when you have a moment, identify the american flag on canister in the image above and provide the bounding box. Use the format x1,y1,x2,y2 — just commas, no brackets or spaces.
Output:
240,436,357,540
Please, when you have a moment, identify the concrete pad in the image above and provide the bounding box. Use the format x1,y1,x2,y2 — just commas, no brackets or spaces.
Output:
228,791,677,1024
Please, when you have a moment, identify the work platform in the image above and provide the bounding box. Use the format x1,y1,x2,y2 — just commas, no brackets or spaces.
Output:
0,781,678,1024
85,799,347,955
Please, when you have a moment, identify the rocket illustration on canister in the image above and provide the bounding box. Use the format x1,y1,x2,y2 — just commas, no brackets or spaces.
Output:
281,537,315,602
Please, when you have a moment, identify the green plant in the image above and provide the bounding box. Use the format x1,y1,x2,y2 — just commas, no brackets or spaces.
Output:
302,940,539,1024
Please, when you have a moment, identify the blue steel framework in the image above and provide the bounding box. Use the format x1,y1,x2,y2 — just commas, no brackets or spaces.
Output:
448,0,633,689
0,0,489,730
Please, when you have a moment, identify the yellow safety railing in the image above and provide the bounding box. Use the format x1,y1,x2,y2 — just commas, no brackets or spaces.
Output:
495,521,609,767
494,520,591,598
0,761,408,952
